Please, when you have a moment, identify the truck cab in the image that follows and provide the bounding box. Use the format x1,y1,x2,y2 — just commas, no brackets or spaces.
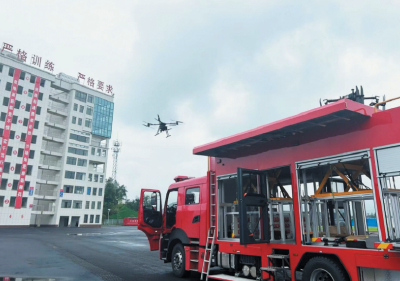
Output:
138,176,207,277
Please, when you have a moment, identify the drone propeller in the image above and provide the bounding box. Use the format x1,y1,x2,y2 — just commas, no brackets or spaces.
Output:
171,120,184,125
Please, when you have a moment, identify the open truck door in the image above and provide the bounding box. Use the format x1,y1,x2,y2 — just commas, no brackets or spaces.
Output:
237,168,270,245
138,189,163,251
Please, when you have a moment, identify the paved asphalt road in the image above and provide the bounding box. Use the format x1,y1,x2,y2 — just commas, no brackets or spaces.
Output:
0,226,202,281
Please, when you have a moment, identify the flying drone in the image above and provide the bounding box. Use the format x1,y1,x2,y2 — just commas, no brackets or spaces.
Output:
143,115,183,138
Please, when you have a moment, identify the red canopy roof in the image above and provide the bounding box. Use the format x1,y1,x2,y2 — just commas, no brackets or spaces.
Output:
193,99,375,159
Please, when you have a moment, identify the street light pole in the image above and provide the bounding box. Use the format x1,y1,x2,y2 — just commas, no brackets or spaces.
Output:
108,209,111,225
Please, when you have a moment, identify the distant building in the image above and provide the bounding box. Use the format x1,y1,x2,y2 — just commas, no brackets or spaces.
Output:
0,51,114,227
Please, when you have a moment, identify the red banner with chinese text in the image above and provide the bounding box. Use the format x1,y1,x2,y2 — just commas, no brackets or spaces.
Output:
0,68,21,183
15,76,41,209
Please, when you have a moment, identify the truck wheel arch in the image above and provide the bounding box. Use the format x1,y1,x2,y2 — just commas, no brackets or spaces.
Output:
167,228,189,261
295,252,350,280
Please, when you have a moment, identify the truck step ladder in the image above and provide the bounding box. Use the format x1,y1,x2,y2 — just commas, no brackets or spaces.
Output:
262,252,291,280
201,171,217,281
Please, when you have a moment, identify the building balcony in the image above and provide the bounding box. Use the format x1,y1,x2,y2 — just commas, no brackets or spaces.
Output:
49,90,69,104
43,129,65,142
37,174,60,185
31,204,55,215
47,101,68,117
34,189,57,200
38,159,61,171
41,143,63,156
45,115,67,129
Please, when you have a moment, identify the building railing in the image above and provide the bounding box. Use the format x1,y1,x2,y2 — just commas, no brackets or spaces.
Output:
32,204,55,212
43,129,65,139
45,115,67,126
38,174,60,182
91,141,107,148
50,90,70,100
39,159,61,167
48,101,68,113
34,189,57,197
41,143,64,153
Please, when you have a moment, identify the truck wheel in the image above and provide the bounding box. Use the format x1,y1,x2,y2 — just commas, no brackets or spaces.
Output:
302,256,348,281
171,243,189,278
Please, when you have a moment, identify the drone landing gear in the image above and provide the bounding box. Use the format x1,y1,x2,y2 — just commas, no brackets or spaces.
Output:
166,128,172,138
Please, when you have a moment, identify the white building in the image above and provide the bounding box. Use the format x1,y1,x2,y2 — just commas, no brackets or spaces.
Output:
0,51,113,227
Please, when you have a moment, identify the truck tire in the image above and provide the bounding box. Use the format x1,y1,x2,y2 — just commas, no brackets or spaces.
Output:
171,243,189,278
302,256,348,281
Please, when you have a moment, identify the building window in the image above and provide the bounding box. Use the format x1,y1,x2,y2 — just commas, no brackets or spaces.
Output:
85,118,92,128
3,162,10,173
40,79,46,87
20,71,26,80
88,174,93,182
94,174,98,182
91,201,95,209
1,178,7,190
23,118,29,126
6,146,12,156
76,172,85,180
38,92,43,101
5,82,12,91
75,91,87,102
0,112,6,121
74,186,84,194
31,135,37,144
67,147,88,156
21,133,26,141
97,202,101,210
10,196,16,207
78,118,82,125
96,148,101,156
65,171,75,179
15,100,21,109
0,196,4,207
87,95,94,103
79,105,84,113
37,106,41,115
93,188,97,196
28,89,33,97
87,187,91,195
95,215,100,223
8,67,14,77
34,121,39,129
69,133,89,143
21,197,28,208
99,188,103,196
27,165,33,175
77,159,87,167
92,96,114,138
2,97,8,106
17,86,23,95
84,214,88,223
91,147,95,155
30,75,36,83
73,200,82,209
102,150,107,157
86,106,93,115
15,164,21,174
29,150,35,159
90,215,94,223
25,103,31,112
73,103,78,111
72,116,76,124
99,175,104,183
12,115,18,124
24,181,30,191
9,131,15,139
12,180,18,190
66,156,77,165
0,64,3,73
64,185,73,193
61,200,72,208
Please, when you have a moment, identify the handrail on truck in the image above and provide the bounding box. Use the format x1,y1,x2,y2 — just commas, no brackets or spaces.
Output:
374,96,400,112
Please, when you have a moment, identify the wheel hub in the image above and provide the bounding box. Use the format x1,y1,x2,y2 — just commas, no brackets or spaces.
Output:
173,251,183,271
310,268,334,281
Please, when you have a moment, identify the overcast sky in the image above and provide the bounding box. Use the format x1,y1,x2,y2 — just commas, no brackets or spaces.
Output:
1,1,400,199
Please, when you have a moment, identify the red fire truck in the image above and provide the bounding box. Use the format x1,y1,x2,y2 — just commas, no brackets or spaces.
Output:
138,96,400,281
